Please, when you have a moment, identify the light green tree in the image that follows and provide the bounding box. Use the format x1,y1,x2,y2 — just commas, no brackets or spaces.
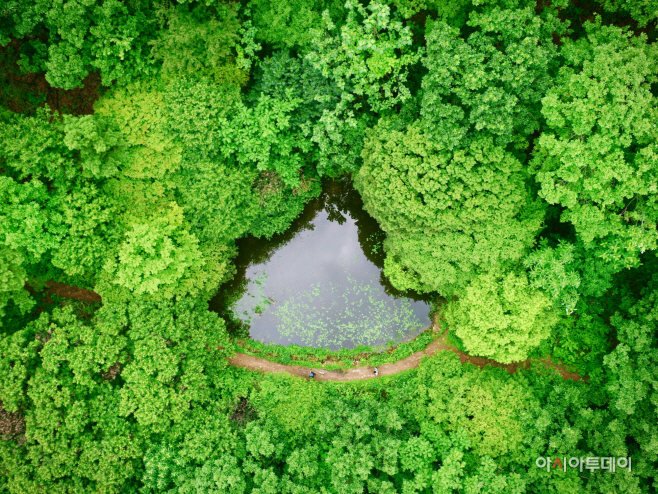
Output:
524,241,581,314
100,206,210,299
444,271,557,363
408,352,538,469
151,3,248,85
63,114,128,179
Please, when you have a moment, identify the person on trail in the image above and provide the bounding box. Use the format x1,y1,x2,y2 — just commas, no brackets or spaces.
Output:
309,371,315,379
374,367,378,376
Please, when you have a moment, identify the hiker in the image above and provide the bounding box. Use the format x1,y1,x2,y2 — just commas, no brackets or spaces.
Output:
374,367,378,376
309,371,315,379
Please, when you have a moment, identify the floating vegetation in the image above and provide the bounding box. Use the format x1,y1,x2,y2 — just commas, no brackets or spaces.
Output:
238,271,270,323
275,274,424,350
366,232,384,255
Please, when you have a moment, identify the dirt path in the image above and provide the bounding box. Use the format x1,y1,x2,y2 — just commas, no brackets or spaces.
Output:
36,281,583,383
229,333,585,382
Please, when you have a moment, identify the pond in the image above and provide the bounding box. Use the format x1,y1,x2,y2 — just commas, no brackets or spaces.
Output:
210,178,432,351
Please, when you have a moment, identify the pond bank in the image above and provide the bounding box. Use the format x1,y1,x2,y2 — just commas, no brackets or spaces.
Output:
39,280,585,382
229,330,586,382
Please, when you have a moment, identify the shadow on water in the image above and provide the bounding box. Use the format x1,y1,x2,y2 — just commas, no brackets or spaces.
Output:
209,177,431,350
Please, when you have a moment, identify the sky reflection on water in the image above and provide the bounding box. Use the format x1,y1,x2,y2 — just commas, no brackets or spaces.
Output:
212,178,431,350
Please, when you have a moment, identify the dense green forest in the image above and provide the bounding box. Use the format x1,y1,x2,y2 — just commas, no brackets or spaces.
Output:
1,0,658,492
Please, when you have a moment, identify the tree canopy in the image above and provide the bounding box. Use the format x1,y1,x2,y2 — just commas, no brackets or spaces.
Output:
532,20,658,296
1,0,658,492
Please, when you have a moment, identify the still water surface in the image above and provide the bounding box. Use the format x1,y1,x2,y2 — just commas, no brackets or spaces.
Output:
211,178,431,350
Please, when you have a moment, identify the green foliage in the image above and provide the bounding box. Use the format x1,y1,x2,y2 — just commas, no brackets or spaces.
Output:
0,247,34,324
548,301,610,376
48,180,118,282
218,94,310,188
0,114,120,283
63,114,128,179
307,0,422,114
0,0,158,89
409,353,535,464
599,0,658,26
249,50,340,132
162,353,594,494
175,159,258,244
524,241,581,314
164,77,310,188
100,207,211,299
2,2,658,493
604,288,658,473
444,271,558,363
606,290,658,417
162,77,241,158
0,73,321,302
250,0,345,49
93,76,319,300
0,177,65,264
391,0,471,26
0,299,231,493
151,3,248,85
532,20,658,282
354,0,567,298
304,0,423,174
422,0,565,150
94,78,183,181
356,120,544,295
0,106,74,182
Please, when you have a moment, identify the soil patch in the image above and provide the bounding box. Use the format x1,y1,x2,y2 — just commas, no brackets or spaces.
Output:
0,402,26,444
45,281,102,303
0,39,101,115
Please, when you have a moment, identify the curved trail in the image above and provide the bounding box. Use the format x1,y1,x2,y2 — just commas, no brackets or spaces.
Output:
44,281,584,383
229,333,585,382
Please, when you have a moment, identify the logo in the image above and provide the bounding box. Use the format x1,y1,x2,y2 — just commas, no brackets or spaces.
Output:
535,457,631,473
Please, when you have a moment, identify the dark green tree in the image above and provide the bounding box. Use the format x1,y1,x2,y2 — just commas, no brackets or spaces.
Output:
356,120,544,295
0,299,232,493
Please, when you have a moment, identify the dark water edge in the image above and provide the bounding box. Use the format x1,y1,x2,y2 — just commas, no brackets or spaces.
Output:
209,177,431,351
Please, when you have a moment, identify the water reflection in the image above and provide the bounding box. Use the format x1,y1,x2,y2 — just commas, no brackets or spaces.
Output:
210,177,431,350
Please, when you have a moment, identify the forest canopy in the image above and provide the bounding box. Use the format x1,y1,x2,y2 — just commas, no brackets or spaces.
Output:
1,0,658,493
